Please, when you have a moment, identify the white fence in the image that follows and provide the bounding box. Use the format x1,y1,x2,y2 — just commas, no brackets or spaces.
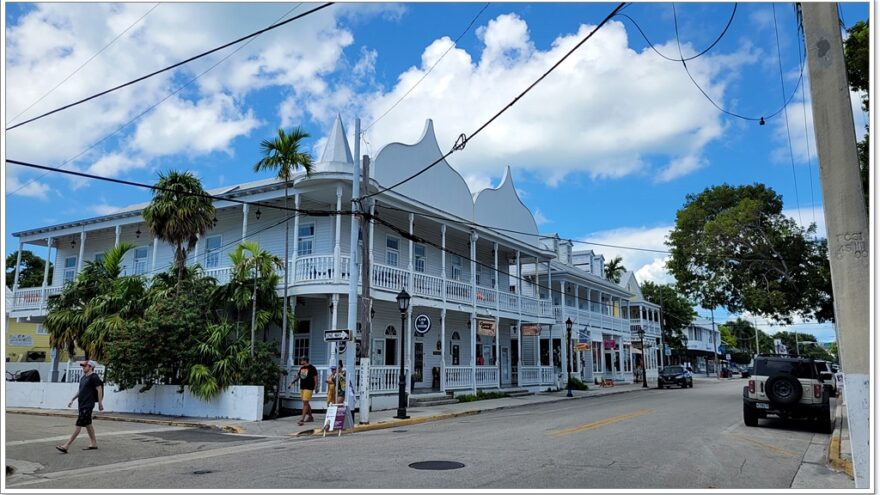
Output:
518,366,556,386
444,366,474,390
5,382,263,421
475,367,499,388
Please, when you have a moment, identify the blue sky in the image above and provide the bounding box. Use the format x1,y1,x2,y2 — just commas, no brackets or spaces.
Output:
3,2,870,342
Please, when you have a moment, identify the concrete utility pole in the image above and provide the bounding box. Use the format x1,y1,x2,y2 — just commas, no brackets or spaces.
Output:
345,119,361,420
802,3,870,488
711,309,718,378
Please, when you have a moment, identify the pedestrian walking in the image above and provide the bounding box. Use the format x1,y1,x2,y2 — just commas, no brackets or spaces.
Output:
288,357,318,426
56,360,104,453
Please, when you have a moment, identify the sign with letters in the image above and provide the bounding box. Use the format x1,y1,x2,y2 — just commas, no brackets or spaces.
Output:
324,329,351,342
414,314,431,335
603,338,617,350
322,404,352,436
8,335,33,347
477,319,496,337
521,324,540,336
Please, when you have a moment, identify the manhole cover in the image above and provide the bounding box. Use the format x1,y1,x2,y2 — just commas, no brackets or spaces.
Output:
409,461,465,470
192,470,214,475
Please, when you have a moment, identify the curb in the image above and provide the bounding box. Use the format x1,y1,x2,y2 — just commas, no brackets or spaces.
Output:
826,403,854,478
5,408,221,431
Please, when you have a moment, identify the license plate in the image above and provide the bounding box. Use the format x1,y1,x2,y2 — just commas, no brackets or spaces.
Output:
756,403,769,409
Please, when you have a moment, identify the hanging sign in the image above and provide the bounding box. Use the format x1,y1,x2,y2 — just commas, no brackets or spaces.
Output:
603,338,617,350
576,343,591,351
521,324,541,336
477,319,496,337
414,314,431,335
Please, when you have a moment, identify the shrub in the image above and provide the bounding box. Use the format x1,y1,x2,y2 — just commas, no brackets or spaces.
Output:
567,376,589,391
457,390,509,402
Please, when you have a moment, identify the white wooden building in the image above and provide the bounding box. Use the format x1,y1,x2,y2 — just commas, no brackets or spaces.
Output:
9,116,633,407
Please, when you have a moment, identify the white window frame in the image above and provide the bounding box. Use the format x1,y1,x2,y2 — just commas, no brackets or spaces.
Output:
133,246,149,275
386,235,400,267
297,223,315,256
205,235,222,269
36,324,48,335
292,319,312,362
449,254,462,281
94,252,105,263
414,244,426,273
63,256,77,284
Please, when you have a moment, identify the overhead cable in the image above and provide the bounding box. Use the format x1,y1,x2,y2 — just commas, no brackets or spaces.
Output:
6,2,333,131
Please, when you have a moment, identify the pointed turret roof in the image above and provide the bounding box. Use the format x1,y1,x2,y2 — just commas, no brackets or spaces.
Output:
318,114,354,168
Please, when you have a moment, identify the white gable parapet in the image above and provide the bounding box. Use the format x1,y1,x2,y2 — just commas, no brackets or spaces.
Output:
474,167,542,249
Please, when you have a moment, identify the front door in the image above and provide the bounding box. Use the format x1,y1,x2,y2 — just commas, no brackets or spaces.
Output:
414,342,424,387
372,339,384,366
501,347,510,385
451,344,460,366
385,338,397,366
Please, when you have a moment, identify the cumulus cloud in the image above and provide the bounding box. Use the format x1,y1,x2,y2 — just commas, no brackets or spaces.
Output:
355,14,753,186
5,166,51,200
581,225,673,284
532,208,550,226
783,206,827,238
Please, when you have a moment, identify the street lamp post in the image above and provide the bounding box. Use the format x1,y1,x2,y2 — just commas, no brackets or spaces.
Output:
637,327,647,388
681,334,689,369
394,288,411,419
565,318,573,398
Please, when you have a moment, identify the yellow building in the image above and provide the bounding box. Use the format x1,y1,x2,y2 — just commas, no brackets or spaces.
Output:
5,317,52,362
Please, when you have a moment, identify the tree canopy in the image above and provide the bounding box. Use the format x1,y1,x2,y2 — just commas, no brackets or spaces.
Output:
640,281,696,352
844,20,869,212
666,183,832,324
6,250,52,288
604,256,625,283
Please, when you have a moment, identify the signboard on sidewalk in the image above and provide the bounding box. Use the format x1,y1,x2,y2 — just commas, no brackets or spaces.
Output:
323,404,352,436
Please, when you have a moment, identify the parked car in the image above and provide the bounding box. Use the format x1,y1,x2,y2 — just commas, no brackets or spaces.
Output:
657,365,693,389
814,360,838,397
741,366,752,378
743,355,833,433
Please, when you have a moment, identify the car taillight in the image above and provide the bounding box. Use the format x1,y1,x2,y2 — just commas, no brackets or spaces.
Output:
749,380,755,394
814,384,822,398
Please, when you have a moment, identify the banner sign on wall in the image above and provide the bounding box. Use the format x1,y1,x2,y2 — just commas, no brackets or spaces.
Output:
603,338,617,350
414,314,431,335
521,324,540,336
8,335,33,347
477,319,496,337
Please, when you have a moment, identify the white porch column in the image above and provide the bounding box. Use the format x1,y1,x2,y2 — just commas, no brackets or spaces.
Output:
440,309,447,392
114,225,121,247
406,305,413,396
495,314,501,388
77,230,86,273
516,318,522,387
441,224,447,304
334,184,342,283
561,280,568,379
151,238,159,273
241,203,249,240
292,193,301,281
368,202,375,271
330,294,340,365
516,250,522,314
12,240,23,291
547,259,552,305
408,213,414,289
288,296,297,367
470,231,478,393
493,242,499,312
42,238,53,288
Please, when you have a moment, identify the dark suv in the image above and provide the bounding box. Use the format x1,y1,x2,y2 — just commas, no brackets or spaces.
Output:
657,365,693,389
743,355,834,433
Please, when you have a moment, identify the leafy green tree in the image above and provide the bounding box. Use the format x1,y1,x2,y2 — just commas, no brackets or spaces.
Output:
667,184,832,324
640,281,696,354
6,250,52,288
772,331,832,361
844,20,869,211
142,171,215,291
254,127,314,415
604,256,625,283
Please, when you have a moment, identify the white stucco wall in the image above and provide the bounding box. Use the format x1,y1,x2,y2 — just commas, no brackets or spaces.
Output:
5,383,264,421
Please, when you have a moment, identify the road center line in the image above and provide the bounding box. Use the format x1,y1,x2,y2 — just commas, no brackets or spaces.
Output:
548,409,655,436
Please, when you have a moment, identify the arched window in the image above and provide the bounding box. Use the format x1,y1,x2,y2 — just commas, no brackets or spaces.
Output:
385,325,397,337
451,331,461,341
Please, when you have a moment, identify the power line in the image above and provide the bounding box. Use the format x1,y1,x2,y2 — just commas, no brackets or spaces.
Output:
615,3,737,62
363,3,490,133
773,3,804,228
795,6,819,232
7,3,306,199
5,4,161,128
6,158,349,218
358,2,628,201
5,3,333,131
671,2,805,124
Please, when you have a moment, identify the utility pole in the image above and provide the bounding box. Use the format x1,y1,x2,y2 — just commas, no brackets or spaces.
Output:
358,155,373,422
710,309,718,378
752,316,760,357
345,118,361,421
802,3,870,488
658,287,665,368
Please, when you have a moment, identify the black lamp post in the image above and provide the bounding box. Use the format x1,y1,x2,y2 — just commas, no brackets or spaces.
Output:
565,318,573,397
637,327,648,388
681,334,689,368
394,288,411,419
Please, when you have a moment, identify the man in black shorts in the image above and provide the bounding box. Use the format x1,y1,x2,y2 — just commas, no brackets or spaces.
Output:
56,360,104,453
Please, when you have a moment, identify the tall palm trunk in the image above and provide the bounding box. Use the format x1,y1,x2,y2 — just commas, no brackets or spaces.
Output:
272,185,290,417
251,263,258,357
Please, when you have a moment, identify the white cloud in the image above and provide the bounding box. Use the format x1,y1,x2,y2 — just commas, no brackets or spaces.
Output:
5,166,51,200
463,174,493,195
582,225,673,284
86,153,146,177
89,203,125,216
783,206,826,238
532,208,550,226
354,14,754,186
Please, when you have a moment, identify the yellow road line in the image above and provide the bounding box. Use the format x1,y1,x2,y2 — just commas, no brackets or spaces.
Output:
731,434,799,457
549,408,655,436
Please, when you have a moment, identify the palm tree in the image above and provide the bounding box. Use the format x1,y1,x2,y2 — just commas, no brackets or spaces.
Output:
228,241,283,355
253,127,313,416
142,171,215,292
604,256,626,283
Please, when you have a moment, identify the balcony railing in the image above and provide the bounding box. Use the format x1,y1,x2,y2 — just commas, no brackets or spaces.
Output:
518,366,556,386
10,286,63,311
444,366,474,390
553,305,629,333
475,366,499,388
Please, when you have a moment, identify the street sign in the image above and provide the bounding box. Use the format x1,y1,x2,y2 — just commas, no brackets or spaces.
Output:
725,353,731,361
324,329,351,342
664,345,672,356
414,314,431,335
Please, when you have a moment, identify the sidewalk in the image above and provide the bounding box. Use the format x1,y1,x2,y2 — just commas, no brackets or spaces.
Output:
790,398,855,489
8,382,654,438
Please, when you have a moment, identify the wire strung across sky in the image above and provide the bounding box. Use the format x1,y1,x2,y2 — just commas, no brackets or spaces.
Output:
6,3,306,199
5,4,161,128
357,2,628,201
5,3,333,132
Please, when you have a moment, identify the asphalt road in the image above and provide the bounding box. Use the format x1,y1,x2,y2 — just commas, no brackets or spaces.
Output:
6,379,832,489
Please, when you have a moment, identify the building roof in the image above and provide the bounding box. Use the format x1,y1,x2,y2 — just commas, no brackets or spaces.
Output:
317,114,354,171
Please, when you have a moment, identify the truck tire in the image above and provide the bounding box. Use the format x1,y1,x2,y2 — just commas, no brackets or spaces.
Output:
765,375,802,405
743,404,759,427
